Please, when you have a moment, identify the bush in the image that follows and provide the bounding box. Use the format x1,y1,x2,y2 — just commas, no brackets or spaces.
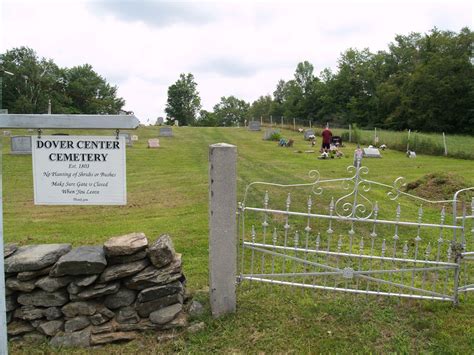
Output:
269,132,282,141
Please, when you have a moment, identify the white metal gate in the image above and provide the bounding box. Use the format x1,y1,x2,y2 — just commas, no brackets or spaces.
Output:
238,158,473,304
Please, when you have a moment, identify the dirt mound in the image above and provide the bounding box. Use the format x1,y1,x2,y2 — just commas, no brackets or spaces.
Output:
405,172,470,201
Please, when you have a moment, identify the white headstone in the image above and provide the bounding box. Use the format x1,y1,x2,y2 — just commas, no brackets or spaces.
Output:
156,117,164,125
3,131,10,137
131,135,139,141
363,147,382,158
148,138,160,148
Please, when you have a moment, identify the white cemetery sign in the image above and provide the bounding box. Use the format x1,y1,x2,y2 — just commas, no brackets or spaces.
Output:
32,136,126,205
0,114,139,355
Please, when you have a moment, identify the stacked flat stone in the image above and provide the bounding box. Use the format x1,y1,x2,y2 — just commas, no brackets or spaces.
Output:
4,233,188,347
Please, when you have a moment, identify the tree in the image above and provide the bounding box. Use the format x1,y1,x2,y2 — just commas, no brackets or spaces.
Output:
63,64,125,114
0,46,125,114
195,109,217,126
249,95,273,120
213,96,250,126
1,47,64,113
165,73,201,126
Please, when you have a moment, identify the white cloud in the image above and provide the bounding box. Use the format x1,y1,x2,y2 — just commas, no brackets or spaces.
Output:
1,0,472,121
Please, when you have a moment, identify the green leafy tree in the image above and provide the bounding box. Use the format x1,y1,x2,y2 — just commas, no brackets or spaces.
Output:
195,109,218,126
1,47,66,113
165,73,201,126
213,96,250,126
63,64,124,114
249,95,273,120
1,46,125,114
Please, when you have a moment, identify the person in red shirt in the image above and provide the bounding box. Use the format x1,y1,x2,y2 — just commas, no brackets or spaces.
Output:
321,126,332,151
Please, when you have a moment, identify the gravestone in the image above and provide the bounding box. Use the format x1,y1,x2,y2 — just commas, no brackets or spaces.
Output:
363,147,382,158
131,135,139,141
159,127,173,137
331,136,343,146
248,121,261,131
156,117,164,125
11,136,32,155
148,139,160,148
304,129,315,140
3,131,10,137
263,129,280,140
353,148,363,166
119,133,132,147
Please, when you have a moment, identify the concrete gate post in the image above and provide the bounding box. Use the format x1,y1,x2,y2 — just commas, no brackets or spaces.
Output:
208,143,237,317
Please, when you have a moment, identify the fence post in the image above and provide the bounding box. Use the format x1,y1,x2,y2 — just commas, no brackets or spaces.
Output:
208,143,237,317
309,120,312,129
407,129,411,152
293,118,296,131
260,116,263,126
281,116,283,128
349,124,352,143
443,132,448,156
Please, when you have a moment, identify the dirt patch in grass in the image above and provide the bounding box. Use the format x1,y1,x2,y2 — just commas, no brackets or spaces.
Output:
405,172,471,201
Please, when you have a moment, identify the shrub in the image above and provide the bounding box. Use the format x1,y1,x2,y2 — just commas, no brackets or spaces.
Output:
269,132,282,141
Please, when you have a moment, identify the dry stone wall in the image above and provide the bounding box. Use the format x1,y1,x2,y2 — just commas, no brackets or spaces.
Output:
4,233,190,347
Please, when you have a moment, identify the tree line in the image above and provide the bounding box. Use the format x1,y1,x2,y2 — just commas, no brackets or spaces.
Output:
166,27,473,134
0,47,125,114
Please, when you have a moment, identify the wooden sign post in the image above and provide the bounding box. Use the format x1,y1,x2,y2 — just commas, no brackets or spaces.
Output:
0,114,139,354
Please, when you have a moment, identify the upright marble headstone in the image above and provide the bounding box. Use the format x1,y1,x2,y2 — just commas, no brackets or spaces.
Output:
119,133,132,147
159,127,173,137
131,135,139,141
11,136,32,155
248,121,261,131
363,147,382,158
3,131,11,137
263,129,280,140
156,117,164,125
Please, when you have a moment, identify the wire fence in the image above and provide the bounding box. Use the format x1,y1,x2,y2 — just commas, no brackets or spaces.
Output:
251,116,474,160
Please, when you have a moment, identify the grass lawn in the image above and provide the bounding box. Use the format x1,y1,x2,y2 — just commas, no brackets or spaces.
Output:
5,126,474,354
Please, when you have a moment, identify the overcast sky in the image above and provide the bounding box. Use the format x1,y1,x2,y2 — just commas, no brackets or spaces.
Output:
1,0,472,122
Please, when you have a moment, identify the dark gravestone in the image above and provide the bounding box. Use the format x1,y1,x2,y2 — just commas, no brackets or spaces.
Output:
159,127,173,137
331,136,343,146
248,121,261,131
304,130,315,140
11,136,32,155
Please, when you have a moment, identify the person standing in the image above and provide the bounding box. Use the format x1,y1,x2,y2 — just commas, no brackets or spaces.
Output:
321,125,332,151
